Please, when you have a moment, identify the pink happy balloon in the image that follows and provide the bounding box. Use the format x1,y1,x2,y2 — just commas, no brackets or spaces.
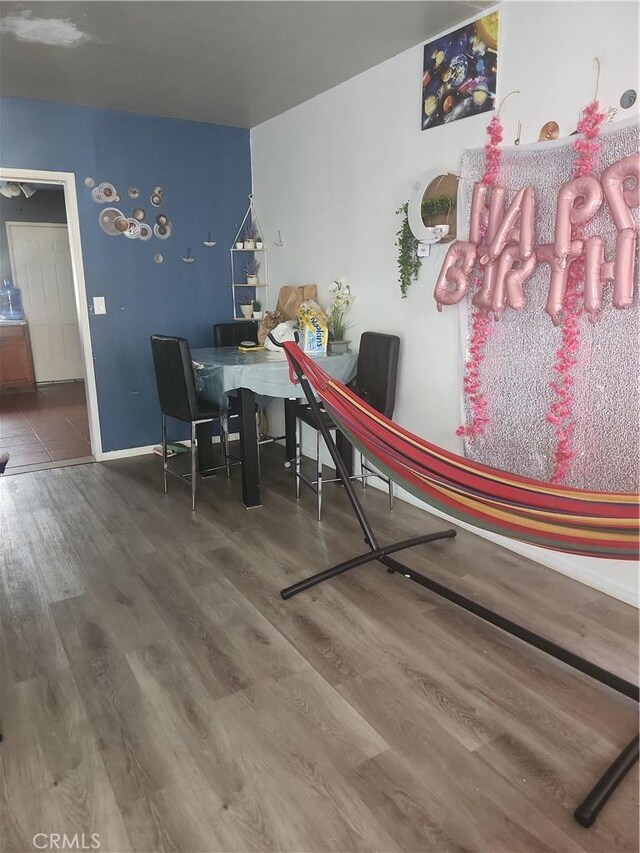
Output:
469,183,489,244
433,240,477,310
554,176,603,267
601,153,640,231
486,186,535,263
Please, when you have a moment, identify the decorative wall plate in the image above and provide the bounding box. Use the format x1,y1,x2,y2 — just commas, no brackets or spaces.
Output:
139,223,152,241
154,254,164,264
84,177,95,188
99,207,126,235
538,120,560,141
620,89,637,109
132,207,146,221
154,222,171,239
128,187,140,199
150,193,162,207
124,219,142,239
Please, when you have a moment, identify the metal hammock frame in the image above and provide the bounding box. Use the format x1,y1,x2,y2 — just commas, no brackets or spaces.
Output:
270,335,639,829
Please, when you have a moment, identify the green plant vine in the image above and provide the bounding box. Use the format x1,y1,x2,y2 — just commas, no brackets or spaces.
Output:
395,202,421,298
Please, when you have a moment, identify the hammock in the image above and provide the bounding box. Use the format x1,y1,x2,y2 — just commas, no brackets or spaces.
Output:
274,338,638,829
282,341,639,562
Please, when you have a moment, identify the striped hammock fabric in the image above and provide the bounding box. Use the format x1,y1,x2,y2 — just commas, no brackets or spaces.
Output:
283,342,639,561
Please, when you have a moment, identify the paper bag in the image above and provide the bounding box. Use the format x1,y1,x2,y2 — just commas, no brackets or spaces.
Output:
275,285,318,320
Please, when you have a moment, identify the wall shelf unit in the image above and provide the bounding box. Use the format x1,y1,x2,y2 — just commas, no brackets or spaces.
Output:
230,196,268,320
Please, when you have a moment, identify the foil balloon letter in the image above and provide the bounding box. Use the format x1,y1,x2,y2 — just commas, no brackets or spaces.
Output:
612,228,637,309
554,176,603,267
537,241,584,325
433,241,477,309
486,186,536,262
601,152,640,230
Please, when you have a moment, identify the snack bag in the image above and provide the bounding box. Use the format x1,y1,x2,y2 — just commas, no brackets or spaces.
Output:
297,300,328,355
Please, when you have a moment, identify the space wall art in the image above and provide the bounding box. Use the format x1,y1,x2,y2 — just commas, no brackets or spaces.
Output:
421,11,500,131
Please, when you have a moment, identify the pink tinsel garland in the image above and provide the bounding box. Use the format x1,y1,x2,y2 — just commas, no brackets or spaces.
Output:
546,101,606,483
457,115,503,439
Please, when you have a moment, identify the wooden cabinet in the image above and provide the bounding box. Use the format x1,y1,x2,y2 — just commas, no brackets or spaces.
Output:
0,323,35,392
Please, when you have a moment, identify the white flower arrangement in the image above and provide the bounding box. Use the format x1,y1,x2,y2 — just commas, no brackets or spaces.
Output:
328,276,354,341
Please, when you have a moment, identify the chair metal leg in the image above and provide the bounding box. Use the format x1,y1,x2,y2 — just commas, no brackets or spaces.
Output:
191,420,197,512
161,413,168,494
389,478,394,510
316,429,323,521
221,414,231,479
295,417,301,499
360,452,367,490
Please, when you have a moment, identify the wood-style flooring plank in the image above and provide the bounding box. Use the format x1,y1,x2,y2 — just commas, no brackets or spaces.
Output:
0,449,637,852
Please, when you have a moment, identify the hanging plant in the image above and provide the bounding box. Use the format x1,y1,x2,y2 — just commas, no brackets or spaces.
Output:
395,202,421,298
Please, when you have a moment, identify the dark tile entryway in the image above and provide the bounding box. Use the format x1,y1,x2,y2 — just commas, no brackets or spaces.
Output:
0,380,91,471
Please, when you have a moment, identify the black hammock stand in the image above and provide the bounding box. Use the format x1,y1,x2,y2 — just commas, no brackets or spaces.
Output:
268,333,639,829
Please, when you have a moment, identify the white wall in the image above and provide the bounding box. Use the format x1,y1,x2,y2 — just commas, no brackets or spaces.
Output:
251,1,639,605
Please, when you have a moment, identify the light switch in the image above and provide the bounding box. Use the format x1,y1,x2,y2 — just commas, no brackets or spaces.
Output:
93,296,106,315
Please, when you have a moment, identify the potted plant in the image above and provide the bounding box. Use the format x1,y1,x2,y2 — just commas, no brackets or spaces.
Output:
255,235,264,250
239,293,254,319
235,240,244,250
327,276,353,354
243,215,258,250
253,299,264,320
244,257,260,286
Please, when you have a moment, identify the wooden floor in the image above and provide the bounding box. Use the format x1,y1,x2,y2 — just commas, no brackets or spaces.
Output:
1,447,638,852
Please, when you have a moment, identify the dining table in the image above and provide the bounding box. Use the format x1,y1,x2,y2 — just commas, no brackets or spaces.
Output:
192,345,358,508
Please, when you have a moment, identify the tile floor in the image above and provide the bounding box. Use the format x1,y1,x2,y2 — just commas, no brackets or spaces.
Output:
0,381,92,471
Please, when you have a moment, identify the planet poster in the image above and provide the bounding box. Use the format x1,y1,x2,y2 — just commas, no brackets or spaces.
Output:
421,11,500,131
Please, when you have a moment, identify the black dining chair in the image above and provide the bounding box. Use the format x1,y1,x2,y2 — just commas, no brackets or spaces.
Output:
150,334,233,511
213,321,259,348
294,331,400,520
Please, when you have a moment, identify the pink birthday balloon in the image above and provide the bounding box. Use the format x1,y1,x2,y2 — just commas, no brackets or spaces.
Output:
491,245,537,318
612,227,637,309
538,240,584,325
433,240,477,309
471,256,496,311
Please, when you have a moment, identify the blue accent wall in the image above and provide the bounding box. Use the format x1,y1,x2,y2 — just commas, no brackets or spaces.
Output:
0,97,251,451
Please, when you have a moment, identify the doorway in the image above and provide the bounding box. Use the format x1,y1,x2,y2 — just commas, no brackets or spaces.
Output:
0,169,101,473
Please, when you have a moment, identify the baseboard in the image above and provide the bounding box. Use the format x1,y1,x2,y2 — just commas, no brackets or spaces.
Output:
391,482,639,608
304,449,639,608
100,434,240,461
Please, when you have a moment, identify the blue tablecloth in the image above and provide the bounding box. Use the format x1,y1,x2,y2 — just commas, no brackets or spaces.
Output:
192,346,357,406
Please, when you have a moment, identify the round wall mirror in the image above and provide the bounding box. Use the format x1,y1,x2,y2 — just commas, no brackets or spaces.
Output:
408,171,459,245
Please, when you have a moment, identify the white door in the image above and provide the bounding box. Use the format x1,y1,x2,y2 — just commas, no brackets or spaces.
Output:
7,222,84,383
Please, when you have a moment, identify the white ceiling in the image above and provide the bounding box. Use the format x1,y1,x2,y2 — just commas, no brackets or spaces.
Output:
0,1,490,128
